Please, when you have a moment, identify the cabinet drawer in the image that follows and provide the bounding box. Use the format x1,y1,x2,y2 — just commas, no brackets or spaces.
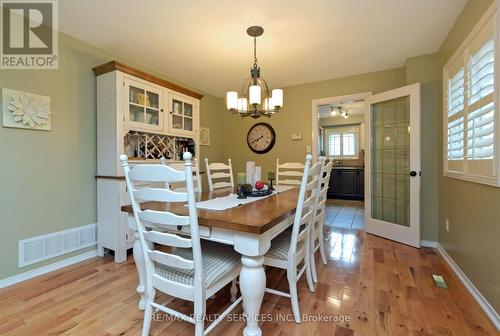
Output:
162,224,211,238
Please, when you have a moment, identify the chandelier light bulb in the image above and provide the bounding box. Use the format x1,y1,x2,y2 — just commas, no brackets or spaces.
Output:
272,89,283,108
226,91,238,110
249,85,261,105
238,98,248,112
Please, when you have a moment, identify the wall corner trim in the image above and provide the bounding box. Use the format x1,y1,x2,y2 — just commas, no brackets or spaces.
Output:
436,244,500,330
420,240,439,248
0,250,98,289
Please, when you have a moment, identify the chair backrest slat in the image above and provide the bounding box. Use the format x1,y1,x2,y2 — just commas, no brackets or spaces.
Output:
134,188,188,202
139,209,190,227
148,250,194,269
160,157,203,193
144,230,192,248
276,159,306,186
205,158,234,191
130,164,185,182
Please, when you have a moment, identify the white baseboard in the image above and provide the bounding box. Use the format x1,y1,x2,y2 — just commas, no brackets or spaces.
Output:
436,244,500,331
0,249,98,289
420,240,439,247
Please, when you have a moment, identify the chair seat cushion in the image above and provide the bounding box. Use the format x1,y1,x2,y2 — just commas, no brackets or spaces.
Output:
155,241,241,288
265,229,305,260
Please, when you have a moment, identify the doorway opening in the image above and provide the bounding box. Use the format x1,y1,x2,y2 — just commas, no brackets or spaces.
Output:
312,92,371,231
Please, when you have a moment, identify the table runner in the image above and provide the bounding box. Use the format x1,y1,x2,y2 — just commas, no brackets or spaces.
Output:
196,185,294,211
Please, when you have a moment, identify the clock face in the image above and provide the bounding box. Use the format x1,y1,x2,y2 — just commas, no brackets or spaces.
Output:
247,123,276,154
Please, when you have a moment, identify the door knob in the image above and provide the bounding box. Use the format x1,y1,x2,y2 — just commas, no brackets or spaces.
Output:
409,171,417,177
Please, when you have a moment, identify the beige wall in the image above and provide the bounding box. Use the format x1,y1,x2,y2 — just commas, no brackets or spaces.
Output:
0,32,223,279
319,114,364,127
437,0,500,311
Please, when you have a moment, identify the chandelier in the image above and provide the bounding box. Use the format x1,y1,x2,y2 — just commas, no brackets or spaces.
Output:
226,26,283,118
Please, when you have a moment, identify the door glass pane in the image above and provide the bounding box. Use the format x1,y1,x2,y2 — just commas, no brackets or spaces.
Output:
146,91,159,109
184,117,193,131
172,114,183,129
184,103,193,117
371,96,410,227
146,108,159,126
172,99,183,115
129,104,144,123
129,86,143,104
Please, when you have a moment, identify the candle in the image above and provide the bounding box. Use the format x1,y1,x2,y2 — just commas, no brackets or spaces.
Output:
268,171,275,180
237,172,246,185
253,166,262,185
246,161,255,184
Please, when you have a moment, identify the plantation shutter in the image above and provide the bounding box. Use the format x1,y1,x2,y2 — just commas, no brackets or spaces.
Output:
327,133,341,156
466,17,496,177
324,126,359,158
445,55,466,173
443,8,499,185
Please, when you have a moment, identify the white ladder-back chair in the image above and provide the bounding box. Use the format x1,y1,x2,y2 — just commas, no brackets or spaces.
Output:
309,158,332,283
263,154,324,323
160,156,203,193
204,158,234,191
276,159,305,186
121,152,242,336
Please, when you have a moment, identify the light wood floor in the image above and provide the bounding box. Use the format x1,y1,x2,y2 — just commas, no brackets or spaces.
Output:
0,227,498,335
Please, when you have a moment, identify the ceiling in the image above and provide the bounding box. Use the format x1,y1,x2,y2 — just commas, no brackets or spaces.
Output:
59,0,466,97
319,101,365,119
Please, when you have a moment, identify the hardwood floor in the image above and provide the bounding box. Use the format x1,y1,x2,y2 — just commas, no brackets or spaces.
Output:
0,226,497,335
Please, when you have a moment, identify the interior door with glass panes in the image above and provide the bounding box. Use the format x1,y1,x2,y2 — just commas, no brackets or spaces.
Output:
124,78,164,132
365,83,421,247
169,93,196,136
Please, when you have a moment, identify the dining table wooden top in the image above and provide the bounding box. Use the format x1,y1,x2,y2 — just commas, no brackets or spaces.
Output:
121,187,298,235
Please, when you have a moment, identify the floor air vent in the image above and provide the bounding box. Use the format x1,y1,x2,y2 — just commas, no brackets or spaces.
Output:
18,224,97,267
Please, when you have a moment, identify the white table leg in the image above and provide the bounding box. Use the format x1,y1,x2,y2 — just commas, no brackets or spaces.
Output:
132,232,146,310
239,255,266,336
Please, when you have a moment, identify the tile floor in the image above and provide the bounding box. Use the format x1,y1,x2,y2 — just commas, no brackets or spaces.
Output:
324,199,364,229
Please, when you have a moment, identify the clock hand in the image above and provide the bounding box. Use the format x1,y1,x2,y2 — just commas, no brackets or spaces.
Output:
251,135,263,144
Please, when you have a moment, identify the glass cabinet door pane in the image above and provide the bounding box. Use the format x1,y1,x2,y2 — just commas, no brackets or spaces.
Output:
184,117,193,131
371,96,410,227
172,99,183,115
129,86,144,104
146,108,159,126
146,91,159,109
130,104,144,123
184,103,193,117
172,114,183,129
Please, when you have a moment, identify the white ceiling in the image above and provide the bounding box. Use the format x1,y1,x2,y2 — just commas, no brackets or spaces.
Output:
59,0,465,97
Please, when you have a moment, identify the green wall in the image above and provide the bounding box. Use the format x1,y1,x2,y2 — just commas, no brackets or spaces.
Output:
437,0,500,312
0,32,224,279
405,53,441,242
219,67,405,182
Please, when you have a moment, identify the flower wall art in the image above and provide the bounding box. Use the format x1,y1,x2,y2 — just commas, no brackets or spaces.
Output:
2,88,52,131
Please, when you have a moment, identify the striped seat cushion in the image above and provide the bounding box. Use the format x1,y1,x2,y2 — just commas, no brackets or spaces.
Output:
265,229,305,260
155,241,241,288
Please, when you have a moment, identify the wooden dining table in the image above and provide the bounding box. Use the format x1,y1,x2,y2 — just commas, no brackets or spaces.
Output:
121,186,299,336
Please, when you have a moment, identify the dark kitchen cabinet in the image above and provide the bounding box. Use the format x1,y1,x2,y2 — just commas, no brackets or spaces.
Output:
328,168,364,200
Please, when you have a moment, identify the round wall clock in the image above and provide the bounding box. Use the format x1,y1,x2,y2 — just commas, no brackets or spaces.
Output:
247,122,276,154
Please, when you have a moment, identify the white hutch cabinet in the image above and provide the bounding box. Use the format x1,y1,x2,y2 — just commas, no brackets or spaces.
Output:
93,61,202,262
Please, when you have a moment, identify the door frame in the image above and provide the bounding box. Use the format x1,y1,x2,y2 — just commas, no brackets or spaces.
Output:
364,83,421,248
311,92,372,160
